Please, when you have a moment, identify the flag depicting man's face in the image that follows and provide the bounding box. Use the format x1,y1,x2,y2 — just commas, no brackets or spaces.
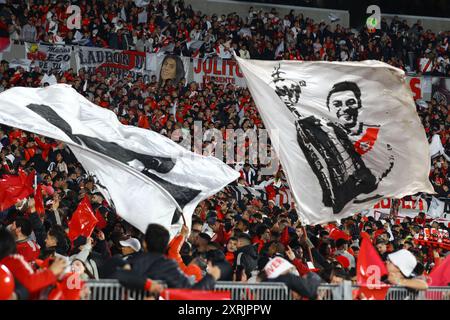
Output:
326,81,362,129
328,90,360,128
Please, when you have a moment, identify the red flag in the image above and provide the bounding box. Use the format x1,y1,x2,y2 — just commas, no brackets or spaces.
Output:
94,209,108,230
329,228,351,241
47,273,85,300
280,226,290,246
428,255,450,286
34,184,45,215
0,169,35,211
161,289,231,300
0,37,11,53
356,237,389,300
67,197,98,241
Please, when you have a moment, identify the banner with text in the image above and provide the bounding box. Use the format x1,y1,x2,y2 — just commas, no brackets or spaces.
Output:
405,76,432,101
25,43,71,73
193,58,247,87
362,196,450,225
75,47,150,82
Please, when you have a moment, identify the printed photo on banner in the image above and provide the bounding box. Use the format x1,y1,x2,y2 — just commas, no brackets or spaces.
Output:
152,54,190,86
158,54,186,85
25,43,71,73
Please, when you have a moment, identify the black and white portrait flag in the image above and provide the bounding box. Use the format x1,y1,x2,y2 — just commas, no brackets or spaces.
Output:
0,84,239,235
235,56,434,225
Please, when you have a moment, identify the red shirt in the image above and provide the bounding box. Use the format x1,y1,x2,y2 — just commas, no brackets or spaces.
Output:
212,224,230,246
1,254,57,297
252,237,265,253
16,239,41,263
225,251,235,266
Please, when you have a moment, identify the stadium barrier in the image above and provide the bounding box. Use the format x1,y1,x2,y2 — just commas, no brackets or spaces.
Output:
84,279,450,300
84,279,167,300
214,281,293,300
84,279,292,300
317,282,450,300
385,286,450,300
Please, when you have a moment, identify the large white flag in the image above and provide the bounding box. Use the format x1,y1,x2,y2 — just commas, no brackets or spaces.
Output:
236,56,434,225
0,84,239,235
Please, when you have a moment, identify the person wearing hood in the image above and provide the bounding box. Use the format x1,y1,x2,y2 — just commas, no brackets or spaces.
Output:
233,233,258,280
386,249,428,291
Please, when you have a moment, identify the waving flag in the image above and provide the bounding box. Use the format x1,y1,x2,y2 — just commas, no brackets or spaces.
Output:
428,255,450,286
67,197,98,241
0,85,239,235
235,55,434,225
357,237,389,300
0,169,35,211
34,183,45,215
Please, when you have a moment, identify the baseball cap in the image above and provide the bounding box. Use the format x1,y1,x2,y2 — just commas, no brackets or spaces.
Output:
119,237,141,252
387,249,417,277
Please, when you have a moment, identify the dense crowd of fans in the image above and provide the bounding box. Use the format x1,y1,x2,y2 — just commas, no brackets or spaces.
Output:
0,0,449,75
0,0,449,300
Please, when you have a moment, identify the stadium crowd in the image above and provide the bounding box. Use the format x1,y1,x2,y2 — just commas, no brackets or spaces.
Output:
0,0,449,75
0,0,448,300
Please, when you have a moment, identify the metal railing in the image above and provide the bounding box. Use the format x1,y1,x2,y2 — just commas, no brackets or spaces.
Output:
317,282,450,300
85,279,167,300
84,279,292,300
386,286,450,300
214,281,292,300
84,279,450,300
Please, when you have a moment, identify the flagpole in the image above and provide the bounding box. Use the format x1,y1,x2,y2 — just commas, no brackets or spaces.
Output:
302,226,314,264
33,171,37,195
180,211,187,226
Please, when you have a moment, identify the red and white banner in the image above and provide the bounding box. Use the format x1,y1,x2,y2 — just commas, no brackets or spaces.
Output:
405,76,432,101
363,196,450,226
362,196,427,219
75,47,150,82
193,58,247,87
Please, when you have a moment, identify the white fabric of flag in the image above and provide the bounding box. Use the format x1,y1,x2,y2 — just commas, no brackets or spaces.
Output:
235,55,435,225
0,84,239,235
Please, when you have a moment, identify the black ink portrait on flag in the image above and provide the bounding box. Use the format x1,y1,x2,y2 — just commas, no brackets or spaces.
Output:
270,64,394,214
23,103,200,224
